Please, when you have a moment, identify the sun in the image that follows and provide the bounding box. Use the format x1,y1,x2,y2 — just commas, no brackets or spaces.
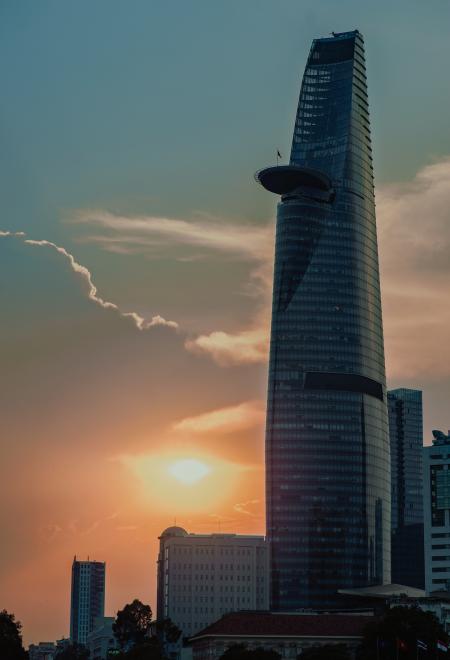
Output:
120,451,241,513
168,459,211,485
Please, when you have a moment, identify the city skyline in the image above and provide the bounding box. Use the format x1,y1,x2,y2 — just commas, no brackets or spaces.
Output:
1,0,450,646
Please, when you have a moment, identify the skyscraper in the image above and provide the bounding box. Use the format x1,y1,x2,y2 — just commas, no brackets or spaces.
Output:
70,558,106,645
256,30,390,609
388,388,424,588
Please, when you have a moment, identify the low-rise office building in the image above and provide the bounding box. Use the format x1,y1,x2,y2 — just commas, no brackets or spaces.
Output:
189,612,373,660
157,526,269,638
28,642,55,660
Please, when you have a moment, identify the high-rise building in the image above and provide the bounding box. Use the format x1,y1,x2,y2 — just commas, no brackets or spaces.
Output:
256,30,390,610
388,388,424,588
70,558,106,646
156,527,269,638
424,430,450,594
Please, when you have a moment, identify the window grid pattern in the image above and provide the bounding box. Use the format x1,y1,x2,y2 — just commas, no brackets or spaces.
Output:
265,31,390,611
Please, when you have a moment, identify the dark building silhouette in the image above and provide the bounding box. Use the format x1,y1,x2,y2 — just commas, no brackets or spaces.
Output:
388,388,424,588
256,30,390,610
70,558,105,645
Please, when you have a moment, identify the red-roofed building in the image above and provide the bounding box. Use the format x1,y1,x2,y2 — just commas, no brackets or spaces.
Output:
189,611,374,660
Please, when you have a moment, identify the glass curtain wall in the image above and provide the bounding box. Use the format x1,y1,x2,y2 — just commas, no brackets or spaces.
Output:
264,31,391,610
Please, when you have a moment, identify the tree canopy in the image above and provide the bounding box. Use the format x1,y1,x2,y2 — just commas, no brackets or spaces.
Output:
113,600,153,649
114,639,163,660
220,644,281,660
299,644,351,660
154,618,182,645
359,606,449,660
0,610,27,660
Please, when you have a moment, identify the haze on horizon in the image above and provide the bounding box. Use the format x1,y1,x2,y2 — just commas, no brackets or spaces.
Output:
1,0,450,646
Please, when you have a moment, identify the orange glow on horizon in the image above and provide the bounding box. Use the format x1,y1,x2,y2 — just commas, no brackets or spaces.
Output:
117,450,249,513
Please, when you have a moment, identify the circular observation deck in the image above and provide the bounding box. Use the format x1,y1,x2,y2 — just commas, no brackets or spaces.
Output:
255,165,334,202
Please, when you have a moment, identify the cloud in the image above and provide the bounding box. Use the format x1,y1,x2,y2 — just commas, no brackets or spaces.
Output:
173,400,265,434
377,157,450,379
115,525,138,532
185,328,269,366
68,211,274,363
0,232,178,331
233,499,261,517
71,209,272,261
0,230,25,237
39,523,63,543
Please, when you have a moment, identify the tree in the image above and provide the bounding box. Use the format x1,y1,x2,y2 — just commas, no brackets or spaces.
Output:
358,606,448,660
0,610,27,660
113,600,153,650
55,643,90,660
155,618,182,644
121,639,164,660
220,645,281,660
299,644,351,660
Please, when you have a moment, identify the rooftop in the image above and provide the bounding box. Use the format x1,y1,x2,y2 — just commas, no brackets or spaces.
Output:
190,612,374,641
338,584,426,599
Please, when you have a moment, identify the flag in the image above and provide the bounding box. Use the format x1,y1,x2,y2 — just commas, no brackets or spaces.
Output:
397,638,408,652
277,150,282,159
437,640,448,653
417,640,428,652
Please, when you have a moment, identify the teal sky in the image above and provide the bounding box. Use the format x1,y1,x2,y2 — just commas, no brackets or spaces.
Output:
1,0,450,646
2,0,450,324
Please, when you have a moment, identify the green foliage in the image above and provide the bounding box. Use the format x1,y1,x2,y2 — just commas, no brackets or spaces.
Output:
359,606,448,660
55,642,90,660
113,600,153,649
0,610,27,660
154,618,182,644
220,644,281,660
120,639,163,660
299,644,351,660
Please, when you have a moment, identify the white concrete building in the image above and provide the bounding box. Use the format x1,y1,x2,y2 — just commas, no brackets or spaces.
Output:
424,430,450,594
86,616,118,660
156,527,269,638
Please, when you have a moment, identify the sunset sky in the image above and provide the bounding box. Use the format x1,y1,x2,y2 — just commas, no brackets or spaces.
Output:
1,0,450,646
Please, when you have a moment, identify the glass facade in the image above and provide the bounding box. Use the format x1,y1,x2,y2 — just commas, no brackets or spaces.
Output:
388,388,424,588
424,432,450,592
70,559,105,645
259,31,391,610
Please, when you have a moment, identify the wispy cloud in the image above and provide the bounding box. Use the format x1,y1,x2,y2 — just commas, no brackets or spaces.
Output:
173,400,265,434
71,209,272,261
0,231,178,331
233,499,261,517
39,523,63,543
186,157,450,379
115,525,138,532
0,230,26,237
69,210,274,363
185,328,269,366
377,157,450,379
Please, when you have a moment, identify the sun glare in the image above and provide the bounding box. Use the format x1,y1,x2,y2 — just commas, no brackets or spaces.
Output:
120,451,242,513
168,459,211,485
